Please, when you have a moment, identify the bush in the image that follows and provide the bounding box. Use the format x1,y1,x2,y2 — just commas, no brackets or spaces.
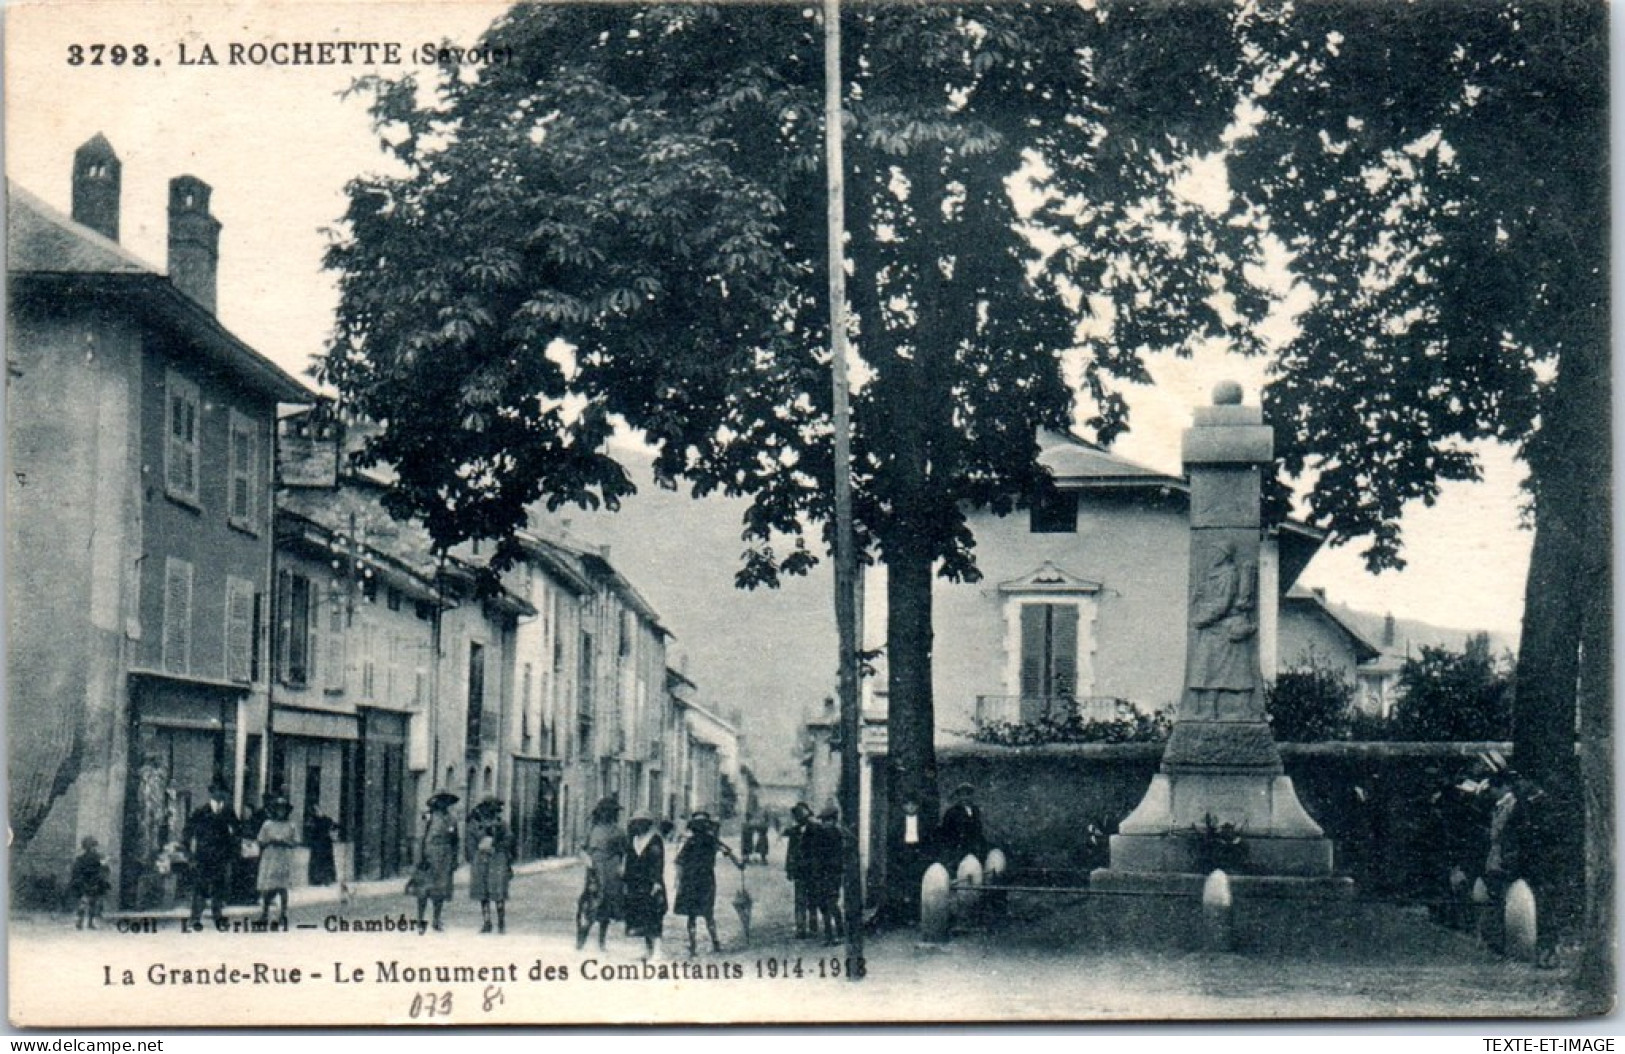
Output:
970,698,1171,747
1390,634,1513,741
1267,652,1359,741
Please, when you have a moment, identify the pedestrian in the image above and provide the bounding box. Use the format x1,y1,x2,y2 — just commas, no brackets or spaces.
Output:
937,782,988,870
783,802,814,938
807,804,847,946
674,811,745,956
415,791,460,932
304,802,338,887
234,796,265,906
468,797,513,934
622,809,667,960
579,796,627,950
887,797,931,927
254,796,299,926
67,836,110,930
183,781,239,928
753,818,772,864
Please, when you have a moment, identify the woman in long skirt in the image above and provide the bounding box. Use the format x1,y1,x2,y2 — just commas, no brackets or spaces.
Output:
416,792,460,932
468,797,513,934
580,797,626,950
622,810,666,960
674,811,744,956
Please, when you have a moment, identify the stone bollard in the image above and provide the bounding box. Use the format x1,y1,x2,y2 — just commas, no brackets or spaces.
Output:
1505,879,1538,962
983,848,1009,919
1471,876,1491,945
955,855,984,924
1201,869,1235,952
920,863,951,943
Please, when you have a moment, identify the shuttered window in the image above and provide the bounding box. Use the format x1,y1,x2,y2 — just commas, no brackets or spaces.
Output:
277,570,316,686
467,641,487,748
227,411,259,532
164,372,200,504
323,590,347,692
1019,602,1078,718
162,558,194,674
225,575,255,683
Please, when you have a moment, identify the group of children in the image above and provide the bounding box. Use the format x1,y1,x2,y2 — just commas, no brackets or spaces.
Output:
579,799,751,959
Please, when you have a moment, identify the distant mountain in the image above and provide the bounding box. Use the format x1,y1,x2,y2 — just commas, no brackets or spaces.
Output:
1323,599,1519,661
530,440,836,774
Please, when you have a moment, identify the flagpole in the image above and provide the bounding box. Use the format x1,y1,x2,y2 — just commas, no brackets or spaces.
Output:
823,0,864,976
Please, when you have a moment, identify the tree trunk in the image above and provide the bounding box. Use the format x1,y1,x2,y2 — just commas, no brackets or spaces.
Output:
884,529,938,909
1513,201,1610,989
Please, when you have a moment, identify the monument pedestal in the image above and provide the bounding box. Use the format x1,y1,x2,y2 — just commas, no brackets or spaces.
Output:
1094,385,1351,902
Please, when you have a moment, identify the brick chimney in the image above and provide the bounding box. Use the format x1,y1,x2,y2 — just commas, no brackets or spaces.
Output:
167,175,221,313
71,134,121,241
1383,612,1396,648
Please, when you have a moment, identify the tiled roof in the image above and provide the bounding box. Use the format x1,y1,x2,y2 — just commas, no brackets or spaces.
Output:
7,180,312,403
1038,429,1182,484
7,182,155,275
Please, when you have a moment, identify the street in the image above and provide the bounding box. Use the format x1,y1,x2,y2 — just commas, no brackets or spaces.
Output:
8,829,1589,1028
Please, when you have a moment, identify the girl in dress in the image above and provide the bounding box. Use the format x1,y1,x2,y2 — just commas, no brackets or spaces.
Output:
622,810,667,960
255,797,299,926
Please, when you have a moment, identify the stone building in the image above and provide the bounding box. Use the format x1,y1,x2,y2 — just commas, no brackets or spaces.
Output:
7,137,307,906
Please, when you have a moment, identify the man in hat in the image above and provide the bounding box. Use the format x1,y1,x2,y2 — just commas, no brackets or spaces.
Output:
783,802,815,938
937,782,988,870
806,804,847,945
183,781,239,927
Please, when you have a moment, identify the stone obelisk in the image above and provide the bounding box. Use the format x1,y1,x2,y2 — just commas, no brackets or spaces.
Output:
1096,383,1341,885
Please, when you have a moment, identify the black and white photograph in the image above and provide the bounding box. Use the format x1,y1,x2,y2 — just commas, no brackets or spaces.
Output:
4,0,1614,1028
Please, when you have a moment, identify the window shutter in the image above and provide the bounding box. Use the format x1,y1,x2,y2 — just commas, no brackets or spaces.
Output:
162,558,193,674
228,413,258,529
275,570,291,682
1050,604,1079,703
164,374,200,502
1019,604,1047,701
225,576,254,683
324,590,346,691
306,578,321,686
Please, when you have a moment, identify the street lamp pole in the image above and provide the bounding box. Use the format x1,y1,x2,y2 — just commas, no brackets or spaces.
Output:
823,0,864,976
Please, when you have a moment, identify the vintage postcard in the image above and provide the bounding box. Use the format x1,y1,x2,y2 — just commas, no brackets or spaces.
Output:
5,0,1613,1029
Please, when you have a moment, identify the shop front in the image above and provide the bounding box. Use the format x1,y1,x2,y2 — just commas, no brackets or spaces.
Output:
269,706,358,887
511,757,562,861
121,675,243,910
355,707,413,880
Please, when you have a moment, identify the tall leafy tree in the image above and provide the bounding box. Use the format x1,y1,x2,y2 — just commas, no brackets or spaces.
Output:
1195,0,1607,994
320,2,1246,907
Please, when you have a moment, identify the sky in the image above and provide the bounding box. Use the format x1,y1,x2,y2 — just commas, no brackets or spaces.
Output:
6,1,1538,693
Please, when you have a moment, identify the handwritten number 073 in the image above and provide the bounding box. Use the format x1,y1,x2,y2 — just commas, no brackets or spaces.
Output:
409,992,453,1019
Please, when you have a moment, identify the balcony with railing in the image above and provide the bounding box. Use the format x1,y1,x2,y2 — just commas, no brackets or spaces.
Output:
973,694,1130,727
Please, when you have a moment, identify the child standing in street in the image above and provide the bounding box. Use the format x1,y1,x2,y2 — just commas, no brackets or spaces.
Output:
254,797,300,926
68,837,110,930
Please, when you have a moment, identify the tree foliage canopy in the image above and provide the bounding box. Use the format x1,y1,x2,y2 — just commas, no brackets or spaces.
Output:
320,2,1247,579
